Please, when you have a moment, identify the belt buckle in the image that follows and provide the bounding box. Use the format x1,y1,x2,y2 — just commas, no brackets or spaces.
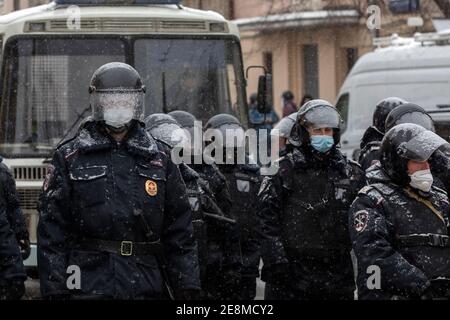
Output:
121,241,133,256
428,234,444,247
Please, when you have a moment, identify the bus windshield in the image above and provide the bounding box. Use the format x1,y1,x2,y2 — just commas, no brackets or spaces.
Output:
0,36,246,158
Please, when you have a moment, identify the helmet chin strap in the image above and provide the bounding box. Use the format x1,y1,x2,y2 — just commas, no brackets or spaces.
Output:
103,122,132,138
106,124,129,134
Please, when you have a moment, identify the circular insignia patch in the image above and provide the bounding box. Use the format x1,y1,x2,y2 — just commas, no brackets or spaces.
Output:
145,180,158,197
354,210,369,233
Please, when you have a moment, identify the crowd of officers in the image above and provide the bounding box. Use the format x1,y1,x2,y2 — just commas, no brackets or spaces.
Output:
1,62,450,300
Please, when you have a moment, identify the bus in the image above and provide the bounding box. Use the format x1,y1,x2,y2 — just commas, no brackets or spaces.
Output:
0,0,249,270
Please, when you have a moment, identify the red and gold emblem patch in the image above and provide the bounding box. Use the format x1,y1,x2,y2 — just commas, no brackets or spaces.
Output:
145,180,158,197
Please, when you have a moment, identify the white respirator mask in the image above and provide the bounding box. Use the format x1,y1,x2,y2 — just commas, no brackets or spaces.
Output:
409,169,433,193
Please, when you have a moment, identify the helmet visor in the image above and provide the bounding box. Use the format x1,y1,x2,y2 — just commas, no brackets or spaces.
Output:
302,106,341,129
394,112,435,132
399,130,449,162
91,90,144,126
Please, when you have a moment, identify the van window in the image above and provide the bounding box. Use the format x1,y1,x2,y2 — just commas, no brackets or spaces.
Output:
351,81,450,133
336,93,349,133
435,122,450,142
303,45,319,99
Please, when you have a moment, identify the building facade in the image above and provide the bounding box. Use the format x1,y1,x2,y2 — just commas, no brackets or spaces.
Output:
188,0,444,113
1,0,47,14
1,0,446,114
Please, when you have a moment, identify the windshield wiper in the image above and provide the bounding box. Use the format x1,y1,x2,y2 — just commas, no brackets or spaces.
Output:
162,72,168,113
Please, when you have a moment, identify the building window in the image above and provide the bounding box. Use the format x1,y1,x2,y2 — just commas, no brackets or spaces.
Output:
346,48,358,74
303,44,319,99
263,51,274,103
388,0,420,14
30,0,49,6
263,51,273,75
13,0,20,10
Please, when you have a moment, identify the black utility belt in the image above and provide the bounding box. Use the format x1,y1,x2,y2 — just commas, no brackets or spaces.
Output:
396,234,450,248
77,239,162,256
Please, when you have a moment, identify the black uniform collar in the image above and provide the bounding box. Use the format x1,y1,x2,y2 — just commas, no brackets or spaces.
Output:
360,126,384,150
366,162,392,183
293,145,347,173
77,121,159,158
125,124,159,159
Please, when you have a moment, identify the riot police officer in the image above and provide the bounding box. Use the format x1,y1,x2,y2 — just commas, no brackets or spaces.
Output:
205,114,261,300
0,157,30,260
366,103,450,191
168,110,241,300
359,97,407,171
257,99,366,300
366,103,437,184
0,201,26,300
145,113,238,299
37,63,200,300
383,102,450,206
350,123,450,300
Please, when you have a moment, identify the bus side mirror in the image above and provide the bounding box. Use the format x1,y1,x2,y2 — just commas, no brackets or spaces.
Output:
257,73,273,114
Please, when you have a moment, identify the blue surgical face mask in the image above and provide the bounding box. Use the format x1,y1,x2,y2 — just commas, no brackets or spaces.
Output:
310,135,334,153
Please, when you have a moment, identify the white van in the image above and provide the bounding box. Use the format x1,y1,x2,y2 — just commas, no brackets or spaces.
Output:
336,31,450,160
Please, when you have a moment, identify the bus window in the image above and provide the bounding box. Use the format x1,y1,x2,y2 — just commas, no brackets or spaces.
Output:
134,38,245,122
0,38,126,157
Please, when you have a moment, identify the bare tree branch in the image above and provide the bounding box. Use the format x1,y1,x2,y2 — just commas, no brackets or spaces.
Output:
434,0,450,17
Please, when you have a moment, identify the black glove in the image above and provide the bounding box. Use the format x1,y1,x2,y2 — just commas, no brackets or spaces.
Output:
221,267,242,299
18,239,31,260
0,280,25,300
175,289,201,300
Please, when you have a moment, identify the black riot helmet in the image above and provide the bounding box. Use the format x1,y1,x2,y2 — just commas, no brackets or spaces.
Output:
204,114,245,149
271,113,300,146
385,103,435,133
373,97,407,134
380,123,448,186
89,62,146,132
250,93,258,105
145,113,189,149
282,91,294,101
296,99,343,146
168,110,198,140
271,113,297,138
